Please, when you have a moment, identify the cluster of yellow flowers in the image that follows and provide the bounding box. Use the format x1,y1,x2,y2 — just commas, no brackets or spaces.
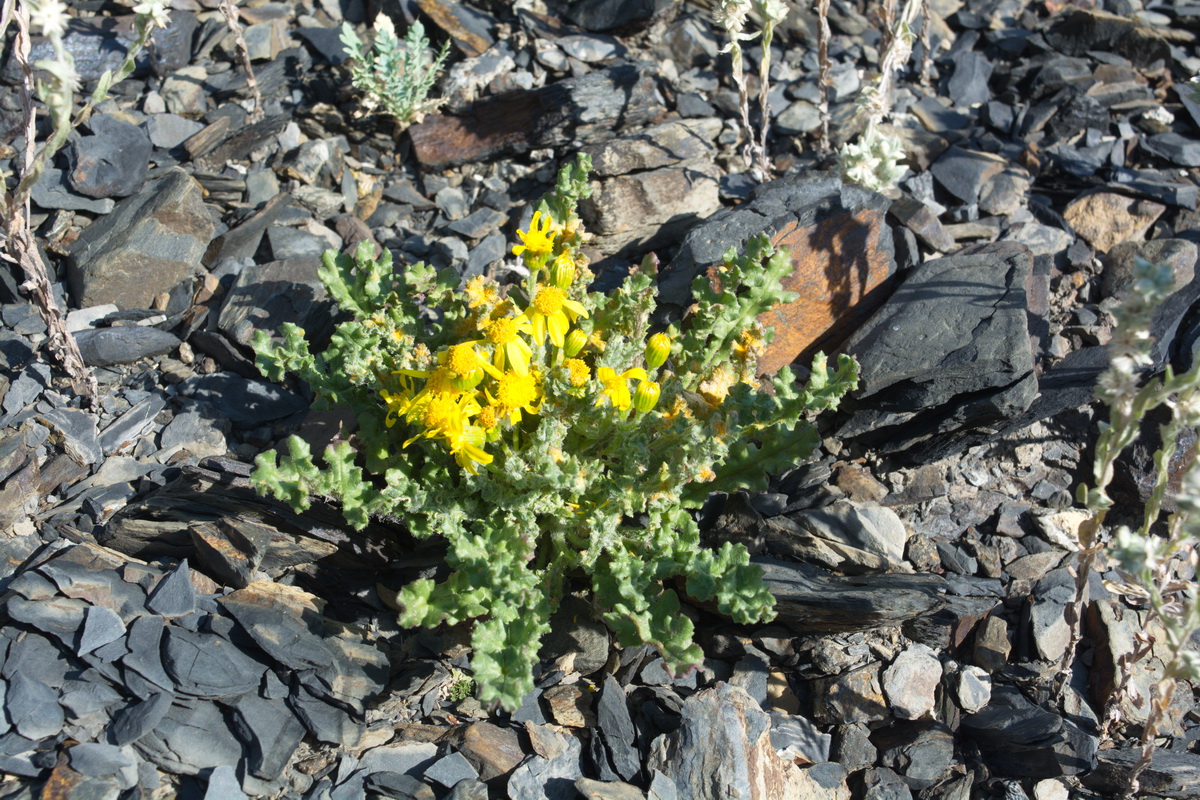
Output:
377,210,671,474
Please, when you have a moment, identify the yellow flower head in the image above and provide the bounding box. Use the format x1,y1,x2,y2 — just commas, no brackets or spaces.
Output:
487,369,542,425
525,285,588,348
595,366,648,411
403,392,482,447
443,343,502,387
464,275,499,309
564,358,590,387
512,210,556,259
445,422,493,474
483,314,533,374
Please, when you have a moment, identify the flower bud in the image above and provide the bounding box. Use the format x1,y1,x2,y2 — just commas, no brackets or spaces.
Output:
564,329,587,357
450,369,484,391
633,380,661,414
645,333,671,369
550,253,576,289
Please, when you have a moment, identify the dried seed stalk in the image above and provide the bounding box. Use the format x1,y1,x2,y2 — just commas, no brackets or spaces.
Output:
219,0,264,122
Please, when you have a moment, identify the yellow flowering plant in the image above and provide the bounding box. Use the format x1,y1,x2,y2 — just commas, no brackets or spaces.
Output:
251,154,858,709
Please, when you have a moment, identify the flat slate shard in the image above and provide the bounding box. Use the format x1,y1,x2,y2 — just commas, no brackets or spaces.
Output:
288,684,362,747
218,582,335,671
67,741,135,778
216,256,333,349
837,244,1037,458
134,698,245,776
162,626,265,699
596,674,639,782
65,167,215,310
204,764,250,800
754,556,945,633
77,605,126,656
74,327,182,367
35,407,103,466
6,596,88,648
122,616,174,689
229,692,307,779
7,672,66,740
507,726,585,800
108,691,174,746
145,560,196,618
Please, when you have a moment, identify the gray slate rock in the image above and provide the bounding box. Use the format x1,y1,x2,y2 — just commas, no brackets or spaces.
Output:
204,764,250,800
230,692,307,779
754,557,945,634
424,751,479,788
447,780,489,799
162,626,265,699
99,394,168,455
838,244,1037,459
121,616,174,689
769,711,831,763
1142,133,1200,168
1086,748,1200,798
77,605,126,656
288,684,361,746
6,596,87,647
176,373,307,426
962,686,1096,778
145,560,195,617
7,673,65,740
67,741,135,779
108,691,174,746
143,113,205,149
35,407,102,466
947,51,993,108
358,742,439,777
133,697,245,775
31,167,116,213
74,327,181,367
66,167,215,310
66,115,152,198
560,0,673,31
507,726,585,800
217,256,332,349
159,408,228,459
596,674,639,782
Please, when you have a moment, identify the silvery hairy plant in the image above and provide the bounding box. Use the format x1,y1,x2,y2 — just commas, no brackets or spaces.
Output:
1063,257,1200,797
839,0,923,191
711,0,789,180
340,14,451,130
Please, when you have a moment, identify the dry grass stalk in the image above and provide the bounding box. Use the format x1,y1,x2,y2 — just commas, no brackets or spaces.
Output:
815,0,831,154
0,0,98,402
219,0,264,122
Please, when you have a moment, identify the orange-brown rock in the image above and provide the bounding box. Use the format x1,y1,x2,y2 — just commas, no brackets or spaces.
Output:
658,175,897,377
756,205,895,375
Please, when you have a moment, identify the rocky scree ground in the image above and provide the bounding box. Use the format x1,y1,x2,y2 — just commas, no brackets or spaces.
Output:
3,0,1200,798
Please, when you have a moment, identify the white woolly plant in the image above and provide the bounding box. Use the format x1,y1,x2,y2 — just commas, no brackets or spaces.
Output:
839,0,922,191
340,15,450,130
1061,257,1200,798
711,0,789,180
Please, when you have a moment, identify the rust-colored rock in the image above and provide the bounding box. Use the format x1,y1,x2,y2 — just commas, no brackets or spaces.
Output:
756,207,895,375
